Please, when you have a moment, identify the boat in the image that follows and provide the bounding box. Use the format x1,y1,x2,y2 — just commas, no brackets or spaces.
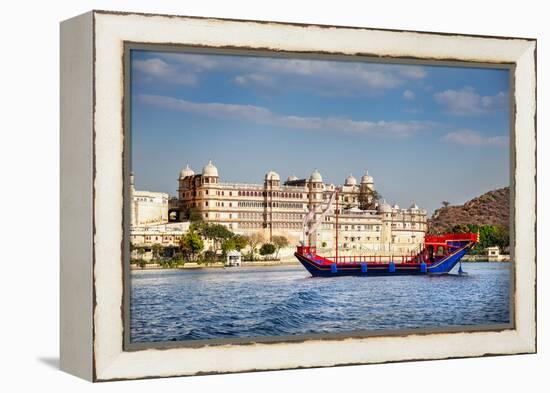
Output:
295,233,478,277
295,189,479,277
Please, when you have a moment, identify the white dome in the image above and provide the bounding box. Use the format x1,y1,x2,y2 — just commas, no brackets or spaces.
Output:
361,170,374,184
378,200,392,213
409,202,419,210
393,204,400,209
287,174,299,182
309,169,323,183
265,171,280,181
179,164,195,179
345,174,357,186
202,160,219,177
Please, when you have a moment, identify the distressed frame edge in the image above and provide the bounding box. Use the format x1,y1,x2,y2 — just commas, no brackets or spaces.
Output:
59,11,95,381
91,8,538,42
90,11,537,381
512,40,537,354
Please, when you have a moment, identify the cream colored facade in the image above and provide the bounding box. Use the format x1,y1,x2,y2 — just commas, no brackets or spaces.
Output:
130,173,169,226
130,222,190,247
174,162,428,254
130,222,190,261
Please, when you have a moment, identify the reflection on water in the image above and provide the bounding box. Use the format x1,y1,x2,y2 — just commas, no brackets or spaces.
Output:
130,262,510,343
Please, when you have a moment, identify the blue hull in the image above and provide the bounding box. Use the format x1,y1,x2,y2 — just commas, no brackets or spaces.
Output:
295,245,472,278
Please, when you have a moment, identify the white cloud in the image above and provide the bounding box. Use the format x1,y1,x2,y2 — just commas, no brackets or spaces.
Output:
434,86,508,116
138,94,433,138
229,59,427,95
398,67,427,80
233,73,275,88
403,89,415,100
252,59,404,90
133,58,197,86
134,52,429,95
441,129,507,146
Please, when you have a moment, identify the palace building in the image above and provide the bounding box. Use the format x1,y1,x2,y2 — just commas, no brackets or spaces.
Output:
171,161,428,254
130,173,169,226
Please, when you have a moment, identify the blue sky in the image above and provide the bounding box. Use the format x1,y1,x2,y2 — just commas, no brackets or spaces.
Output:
131,49,510,214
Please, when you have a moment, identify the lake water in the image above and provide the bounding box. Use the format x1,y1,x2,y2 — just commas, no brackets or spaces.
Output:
130,262,510,343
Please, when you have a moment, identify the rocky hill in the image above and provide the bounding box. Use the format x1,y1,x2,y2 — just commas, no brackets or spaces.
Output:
428,187,510,234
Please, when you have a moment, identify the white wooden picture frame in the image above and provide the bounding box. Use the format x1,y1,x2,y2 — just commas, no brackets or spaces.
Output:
60,10,536,381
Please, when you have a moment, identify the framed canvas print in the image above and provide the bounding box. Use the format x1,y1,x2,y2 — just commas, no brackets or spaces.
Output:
60,10,537,381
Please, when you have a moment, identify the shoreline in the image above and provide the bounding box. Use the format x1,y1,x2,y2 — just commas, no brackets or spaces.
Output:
130,259,510,271
130,260,300,270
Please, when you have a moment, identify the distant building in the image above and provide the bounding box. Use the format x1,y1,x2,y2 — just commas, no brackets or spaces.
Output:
225,250,242,267
171,161,428,254
485,246,507,262
486,246,500,257
130,222,190,260
131,173,169,226
130,222,190,247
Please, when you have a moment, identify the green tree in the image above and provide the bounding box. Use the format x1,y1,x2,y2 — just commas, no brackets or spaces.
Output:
246,232,264,261
203,250,217,264
447,224,509,254
450,224,470,234
151,243,163,261
200,223,234,258
188,207,204,224
442,201,450,208
259,243,276,259
494,225,510,251
189,221,204,233
359,188,382,210
180,230,204,261
368,190,382,209
221,238,237,256
271,235,289,259
202,223,234,241
233,234,249,251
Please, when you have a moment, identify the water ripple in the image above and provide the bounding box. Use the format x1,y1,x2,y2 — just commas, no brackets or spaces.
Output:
130,263,510,343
